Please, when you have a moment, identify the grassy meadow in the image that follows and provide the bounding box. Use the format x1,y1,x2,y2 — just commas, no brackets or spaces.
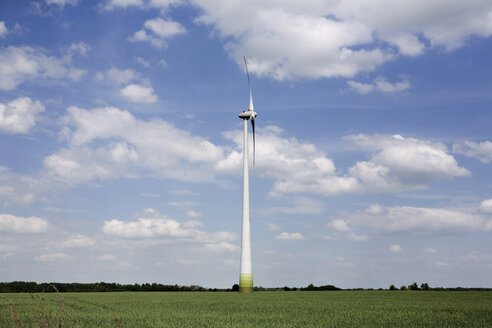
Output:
1,291,492,327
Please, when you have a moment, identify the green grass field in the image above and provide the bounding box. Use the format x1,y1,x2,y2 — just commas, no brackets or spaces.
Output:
1,291,491,327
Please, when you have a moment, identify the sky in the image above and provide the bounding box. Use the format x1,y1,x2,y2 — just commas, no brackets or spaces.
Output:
1,0,492,289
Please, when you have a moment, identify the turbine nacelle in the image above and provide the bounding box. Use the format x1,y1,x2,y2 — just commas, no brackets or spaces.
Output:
238,110,257,120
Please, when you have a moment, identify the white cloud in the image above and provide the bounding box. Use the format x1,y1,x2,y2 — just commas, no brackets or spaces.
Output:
347,81,374,94
136,57,151,67
0,167,40,205
60,234,95,248
348,134,470,192
95,253,118,261
0,45,86,90
425,248,437,253
0,22,7,38
120,84,158,103
0,214,49,233
217,126,358,197
219,130,467,198
149,0,181,8
453,141,492,163
203,242,239,252
129,30,165,48
144,18,186,38
104,0,144,10
35,252,69,262
104,217,190,239
45,0,78,6
191,0,492,80
328,219,350,232
186,210,202,218
389,244,402,252
276,232,304,240
0,97,45,134
70,42,90,57
479,199,492,214
349,76,410,94
346,232,368,242
182,220,203,228
102,67,138,85
103,0,181,10
374,76,410,92
44,106,223,184
344,204,487,234
267,223,281,232
129,18,186,48
103,208,235,244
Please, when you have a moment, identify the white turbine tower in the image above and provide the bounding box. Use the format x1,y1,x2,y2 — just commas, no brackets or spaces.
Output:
238,57,257,293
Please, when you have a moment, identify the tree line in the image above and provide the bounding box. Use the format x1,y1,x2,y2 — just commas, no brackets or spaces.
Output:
1,281,490,293
0,282,209,293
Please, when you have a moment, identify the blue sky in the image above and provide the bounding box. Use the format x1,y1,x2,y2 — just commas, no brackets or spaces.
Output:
1,0,492,289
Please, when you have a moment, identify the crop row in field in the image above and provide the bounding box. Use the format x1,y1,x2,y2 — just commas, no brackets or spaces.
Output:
1,291,492,327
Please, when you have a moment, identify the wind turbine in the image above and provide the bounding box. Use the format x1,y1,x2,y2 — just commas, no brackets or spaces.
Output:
238,56,257,293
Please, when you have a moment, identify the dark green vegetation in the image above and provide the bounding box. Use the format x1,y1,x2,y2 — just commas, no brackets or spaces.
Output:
0,281,343,293
2,291,492,327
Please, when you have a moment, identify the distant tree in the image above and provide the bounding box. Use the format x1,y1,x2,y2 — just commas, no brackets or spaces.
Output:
421,283,430,291
232,284,239,292
409,282,419,290
389,285,397,290
400,285,407,291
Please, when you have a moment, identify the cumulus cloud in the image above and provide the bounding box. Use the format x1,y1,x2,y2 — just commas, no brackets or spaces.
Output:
267,223,280,232
129,18,186,48
0,22,7,38
102,208,235,243
0,45,86,90
120,84,158,103
328,219,350,232
103,0,144,10
0,97,45,134
43,106,223,184
0,214,49,233
389,244,402,252
45,0,78,6
348,76,410,94
103,0,181,10
479,199,492,214
217,126,358,197
135,57,151,67
453,141,492,163
203,242,239,252
35,252,69,262
344,204,488,234
191,0,492,80
0,167,41,205
186,210,202,218
98,67,137,85
346,232,369,242
60,234,95,248
70,42,90,57
348,134,470,192
276,232,304,240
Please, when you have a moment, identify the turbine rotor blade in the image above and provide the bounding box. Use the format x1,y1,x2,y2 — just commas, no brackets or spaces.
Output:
251,118,255,166
244,56,251,89
244,56,254,111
